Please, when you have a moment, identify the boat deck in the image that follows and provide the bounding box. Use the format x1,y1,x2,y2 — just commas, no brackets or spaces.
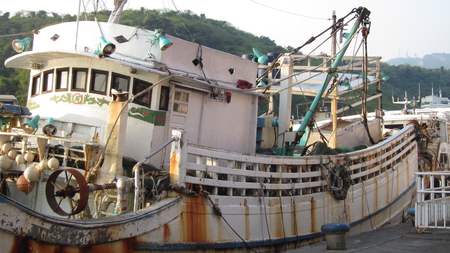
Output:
289,222,450,253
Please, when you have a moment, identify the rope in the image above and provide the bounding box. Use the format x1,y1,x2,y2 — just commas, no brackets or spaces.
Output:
0,30,39,37
278,193,287,252
361,27,375,144
257,8,357,86
89,76,173,181
361,180,374,230
205,195,257,253
258,181,275,252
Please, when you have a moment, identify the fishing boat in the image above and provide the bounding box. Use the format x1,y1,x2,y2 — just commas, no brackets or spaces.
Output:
0,4,444,253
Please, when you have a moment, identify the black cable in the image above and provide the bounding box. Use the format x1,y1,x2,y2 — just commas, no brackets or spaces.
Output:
206,195,258,253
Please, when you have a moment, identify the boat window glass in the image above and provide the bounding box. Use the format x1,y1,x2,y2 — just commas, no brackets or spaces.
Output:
159,86,170,111
90,69,108,94
133,78,152,107
173,90,189,113
72,68,88,91
56,68,69,91
42,70,54,93
111,73,129,99
31,74,41,97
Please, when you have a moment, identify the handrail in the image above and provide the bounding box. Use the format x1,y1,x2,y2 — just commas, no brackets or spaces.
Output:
133,136,180,211
415,171,450,229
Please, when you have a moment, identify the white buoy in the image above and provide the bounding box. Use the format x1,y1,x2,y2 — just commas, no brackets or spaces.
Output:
17,163,26,171
15,154,25,164
39,159,49,171
7,150,17,160
1,143,11,153
24,151,35,163
0,155,12,171
24,165,40,182
48,157,60,170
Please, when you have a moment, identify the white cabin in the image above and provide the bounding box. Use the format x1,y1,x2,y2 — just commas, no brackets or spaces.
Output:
6,21,261,169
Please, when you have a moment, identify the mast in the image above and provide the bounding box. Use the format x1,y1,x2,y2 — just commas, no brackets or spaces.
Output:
331,10,338,148
291,7,371,151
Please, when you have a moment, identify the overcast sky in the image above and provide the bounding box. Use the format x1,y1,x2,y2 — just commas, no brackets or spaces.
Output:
2,0,449,61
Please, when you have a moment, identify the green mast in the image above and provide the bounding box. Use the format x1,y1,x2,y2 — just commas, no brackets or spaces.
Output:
290,7,371,152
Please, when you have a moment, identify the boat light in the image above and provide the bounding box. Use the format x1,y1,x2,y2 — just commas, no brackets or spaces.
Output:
42,118,57,136
340,77,352,91
23,115,40,134
257,78,268,87
252,48,268,64
152,29,173,51
12,37,31,53
380,71,389,82
94,37,116,56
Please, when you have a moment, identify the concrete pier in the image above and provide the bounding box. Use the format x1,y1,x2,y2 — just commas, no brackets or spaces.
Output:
289,222,450,253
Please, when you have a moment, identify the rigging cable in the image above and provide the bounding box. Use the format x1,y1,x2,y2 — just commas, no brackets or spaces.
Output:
257,8,358,86
250,0,329,20
263,26,364,98
278,193,287,252
89,75,173,182
205,195,258,253
258,181,275,253
361,26,375,144
259,16,358,94
0,30,40,38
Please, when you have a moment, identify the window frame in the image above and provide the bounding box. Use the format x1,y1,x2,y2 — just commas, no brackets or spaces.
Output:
173,90,190,114
31,74,41,97
133,78,152,108
89,69,109,95
42,69,54,94
71,68,88,92
55,68,69,91
159,86,170,111
111,73,130,93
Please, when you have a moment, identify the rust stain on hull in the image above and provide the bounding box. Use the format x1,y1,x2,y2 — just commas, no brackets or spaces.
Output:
310,197,316,232
182,196,208,242
8,236,137,253
170,151,180,179
164,223,171,242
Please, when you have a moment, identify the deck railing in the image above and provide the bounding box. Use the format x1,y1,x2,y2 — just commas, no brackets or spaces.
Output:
178,125,417,197
415,171,450,229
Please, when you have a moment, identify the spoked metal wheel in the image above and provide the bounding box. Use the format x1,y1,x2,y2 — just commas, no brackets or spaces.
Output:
45,168,89,216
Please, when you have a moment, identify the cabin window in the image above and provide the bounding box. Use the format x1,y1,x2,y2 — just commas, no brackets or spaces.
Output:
173,90,189,113
133,78,152,107
42,70,54,93
90,69,108,94
159,86,170,111
111,73,129,99
72,68,88,91
56,68,69,91
31,74,41,97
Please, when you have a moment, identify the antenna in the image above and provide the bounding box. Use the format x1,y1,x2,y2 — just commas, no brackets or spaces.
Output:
419,83,422,100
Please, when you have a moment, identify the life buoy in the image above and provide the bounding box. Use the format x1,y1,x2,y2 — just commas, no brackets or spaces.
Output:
329,165,351,200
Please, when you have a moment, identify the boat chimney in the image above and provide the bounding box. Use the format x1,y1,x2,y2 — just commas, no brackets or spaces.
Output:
95,95,128,184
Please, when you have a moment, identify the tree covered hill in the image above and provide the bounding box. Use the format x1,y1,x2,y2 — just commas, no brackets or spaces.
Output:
0,8,450,116
0,8,288,105
387,53,450,69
